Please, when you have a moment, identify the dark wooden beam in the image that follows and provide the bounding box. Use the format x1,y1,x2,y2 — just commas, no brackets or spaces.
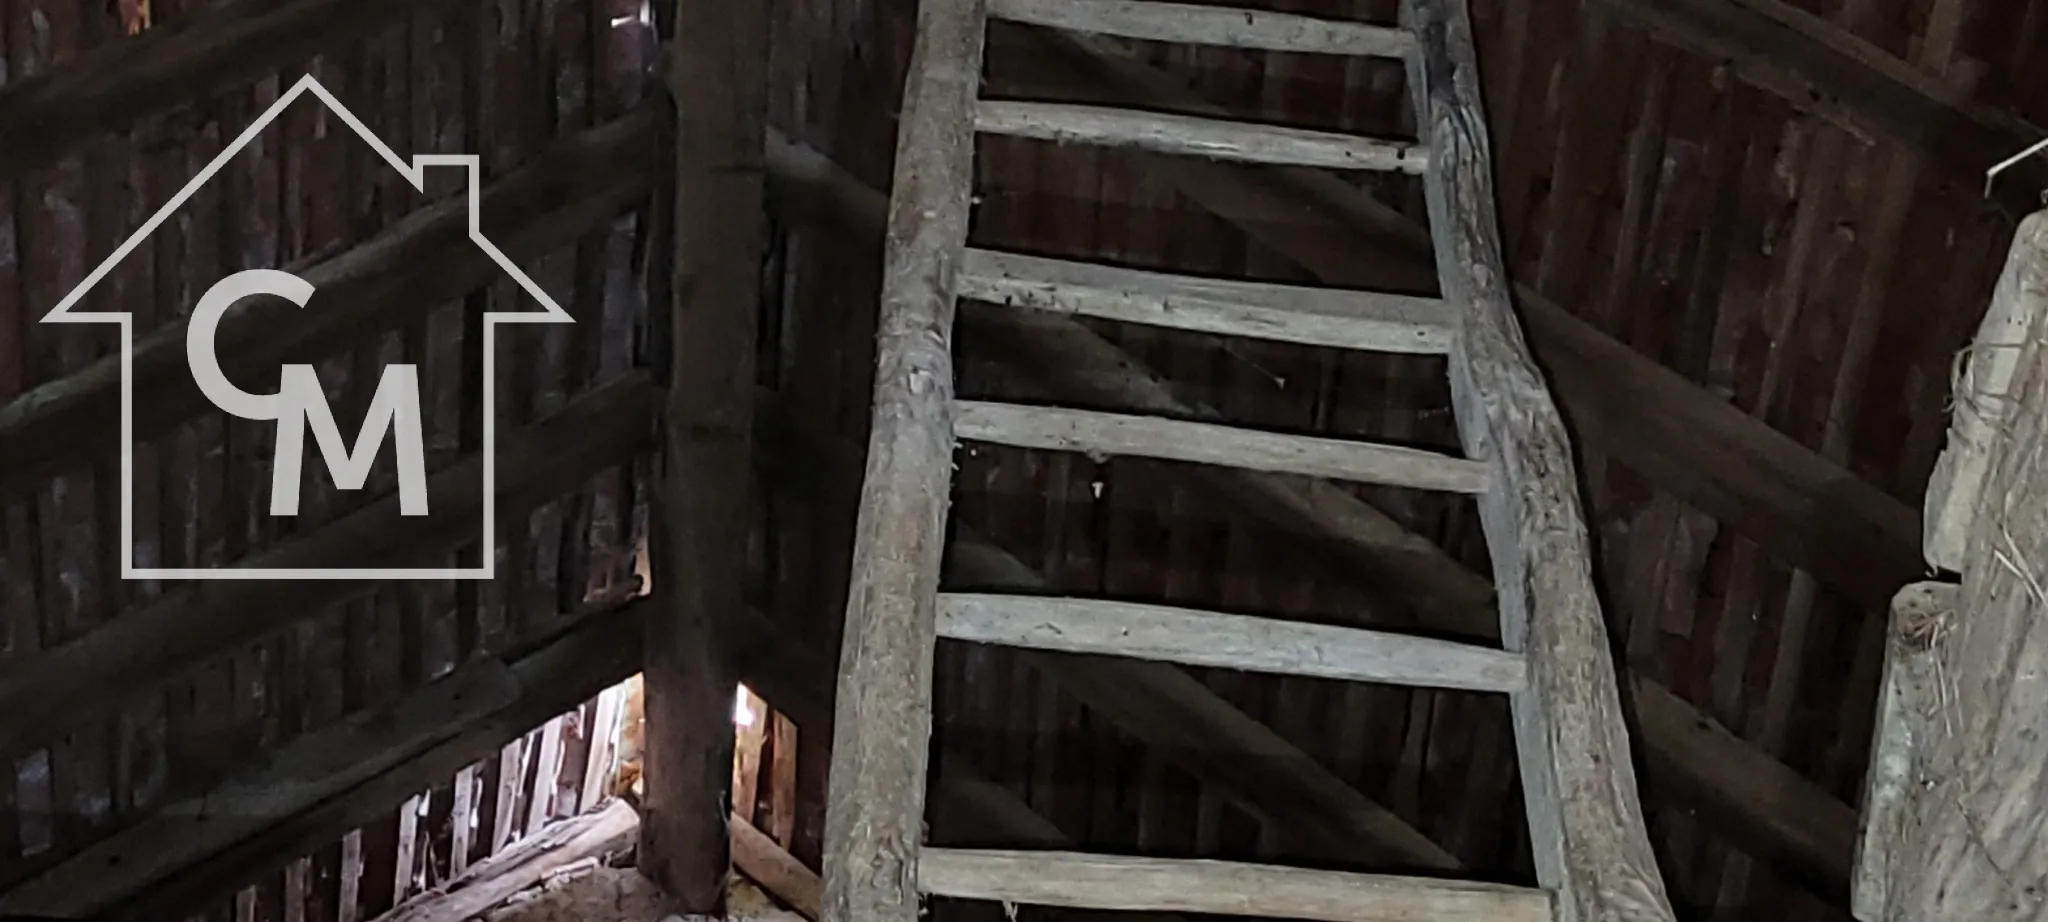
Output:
1590,0,2047,217
0,372,658,757
0,595,645,919
758,129,1860,896
0,0,448,179
638,0,772,909
0,110,657,496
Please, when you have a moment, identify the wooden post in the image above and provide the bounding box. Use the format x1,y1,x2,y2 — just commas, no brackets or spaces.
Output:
818,2,987,922
1402,1,1676,920
640,0,772,910
1864,211,2048,921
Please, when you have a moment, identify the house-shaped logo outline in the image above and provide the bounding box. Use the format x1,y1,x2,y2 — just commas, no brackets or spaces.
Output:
39,74,574,582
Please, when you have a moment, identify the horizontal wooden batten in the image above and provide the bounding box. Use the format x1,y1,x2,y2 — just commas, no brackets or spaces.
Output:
959,249,1453,353
953,401,1491,492
917,849,1552,922
937,593,1526,692
987,0,1414,57
974,100,1428,172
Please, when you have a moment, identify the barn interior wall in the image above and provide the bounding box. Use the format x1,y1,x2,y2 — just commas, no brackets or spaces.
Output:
0,0,660,917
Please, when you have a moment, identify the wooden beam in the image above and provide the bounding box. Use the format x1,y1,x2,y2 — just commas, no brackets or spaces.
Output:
0,0,444,179
732,815,823,921
1,596,646,918
0,373,658,756
953,401,1493,491
975,101,1429,172
918,850,1551,922
937,593,1526,692
1588,0,2047,217
0,111,658,495
756,129,1857,893
958,248,1454,354
1403,1,1672,919
986,0,1415,57
818,1,987,922
639,0,772,908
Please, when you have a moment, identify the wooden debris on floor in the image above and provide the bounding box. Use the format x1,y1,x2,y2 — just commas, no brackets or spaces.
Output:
373,797,820,922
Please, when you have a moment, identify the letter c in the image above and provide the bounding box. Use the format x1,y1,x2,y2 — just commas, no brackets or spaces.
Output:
186,269,316,421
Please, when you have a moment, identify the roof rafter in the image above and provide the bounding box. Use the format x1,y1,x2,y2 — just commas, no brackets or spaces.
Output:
1591,0,2048,215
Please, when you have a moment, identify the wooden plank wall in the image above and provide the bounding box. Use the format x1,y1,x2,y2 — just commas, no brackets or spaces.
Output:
0,0,657,917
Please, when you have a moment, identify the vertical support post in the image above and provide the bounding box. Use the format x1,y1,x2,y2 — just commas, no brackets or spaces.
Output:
640,0,773,909
819,1,988,922
1401,1,1675,920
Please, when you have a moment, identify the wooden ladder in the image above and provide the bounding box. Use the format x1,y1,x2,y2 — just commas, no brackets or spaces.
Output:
819,2,1679,922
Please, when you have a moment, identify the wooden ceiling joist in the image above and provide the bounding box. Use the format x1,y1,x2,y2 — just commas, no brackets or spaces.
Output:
760,122,1859,897
640,0,774,909
1587,0,2048,216
0,372,659,758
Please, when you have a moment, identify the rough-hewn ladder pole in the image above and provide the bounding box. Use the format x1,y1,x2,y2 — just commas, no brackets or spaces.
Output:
641,0,772,909
818,1,988,922
1402,0,1675,919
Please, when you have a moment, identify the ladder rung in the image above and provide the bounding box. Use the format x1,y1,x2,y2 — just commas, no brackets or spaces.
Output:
960,248,1453,353
938,593,1526,692
987,0,1414,58
953,401,1491,492
976,100,1428,172
918,849,1554,922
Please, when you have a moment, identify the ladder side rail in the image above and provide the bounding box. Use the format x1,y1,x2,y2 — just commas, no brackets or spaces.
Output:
1400,1,1676,920
818,1,989,921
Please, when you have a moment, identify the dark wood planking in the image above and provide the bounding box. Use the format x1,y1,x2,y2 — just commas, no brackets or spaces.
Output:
0,373,658,757
1589,0,2048,218
638,0,773,909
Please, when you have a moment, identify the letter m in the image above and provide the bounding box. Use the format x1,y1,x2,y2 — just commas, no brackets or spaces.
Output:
269,363,430,516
